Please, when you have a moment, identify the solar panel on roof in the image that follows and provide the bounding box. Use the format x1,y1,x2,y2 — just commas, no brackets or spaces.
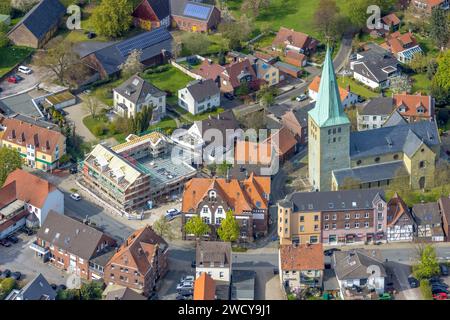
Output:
116,28,171,57
183,3,211,20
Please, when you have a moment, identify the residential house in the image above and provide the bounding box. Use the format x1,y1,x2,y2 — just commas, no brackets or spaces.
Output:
195,241,231,283
386,193,416,242
272,27,319,55
284,51,307,67
194,272,216,300
182,174,271,241
220,59,258,94
7,0,65,48
438,196,450,241
333,249,387,298
104,226,169,296
309,47,440,192
82,28,172,79
170,110,241,164
350,44,399,89
308,76,358,108
393,93,435,122
281,104,314,145
277,189,387,245
103,285,147,300
274,61,302,78
254,59,280,86
113,74,166,120
381,13,401,33
412,0,449,14
132,0,171,30
178,79,220,115
82,133,196,212
0,186,28,240
170,0,221,32
381,32,423,63
1,169,64,230
357,97,395,131
279,243,324,291
5,273,56,300
0,116,67,171
412,202,445,241
31,211,116,280
231,270,255,300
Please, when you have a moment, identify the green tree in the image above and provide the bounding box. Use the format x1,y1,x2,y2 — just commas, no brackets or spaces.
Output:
79,281,103,300
0,278,16,299
241,0,270,18
217,210,240,242
432,50,450,106
0,147,22,186
56,288,81,300
430,7,450,51
180,32,211,56
184,215,210,238
217,160,232,176
0,0,11,15
413,244,440,280
91,0,133,38
218,15,253,50
128,105,154,134
313,0,344,42
153,215,175,240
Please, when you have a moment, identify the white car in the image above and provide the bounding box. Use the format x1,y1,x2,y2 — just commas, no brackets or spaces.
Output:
165,208,180,220
70,193,81,201
180,275,195,283
18,66,32,75
176,282,193,291
296,94,308,102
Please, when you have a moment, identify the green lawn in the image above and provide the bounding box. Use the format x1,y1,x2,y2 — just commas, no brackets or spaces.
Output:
174,105,225,122
227,0,349,40
411,73,431,94
148,117,178,134
82,115,126,142
336,76,379,99
0,46,34,77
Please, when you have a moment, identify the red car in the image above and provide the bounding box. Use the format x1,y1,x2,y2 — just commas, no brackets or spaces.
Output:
7,76,18,83
433,292,448,300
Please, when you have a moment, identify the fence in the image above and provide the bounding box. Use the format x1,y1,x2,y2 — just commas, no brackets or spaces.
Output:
170,55,205,80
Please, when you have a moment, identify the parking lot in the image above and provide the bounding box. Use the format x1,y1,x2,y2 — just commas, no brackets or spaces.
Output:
0,231,68,286
0,65,54,98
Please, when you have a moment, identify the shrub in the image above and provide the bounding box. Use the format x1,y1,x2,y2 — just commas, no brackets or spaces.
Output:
0,278,16,299
92,124,106,136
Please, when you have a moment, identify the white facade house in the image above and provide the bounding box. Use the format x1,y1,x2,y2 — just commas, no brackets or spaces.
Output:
178,79,220,115
196,241,232,283
357,97,395,131
113,75,166,121
308,76,359,108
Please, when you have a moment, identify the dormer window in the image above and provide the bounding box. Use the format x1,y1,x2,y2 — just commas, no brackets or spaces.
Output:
209,190,216,199
417,106,425,114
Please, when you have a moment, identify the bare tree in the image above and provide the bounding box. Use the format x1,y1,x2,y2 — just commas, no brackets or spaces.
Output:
84,95,101,119
119,49,144,78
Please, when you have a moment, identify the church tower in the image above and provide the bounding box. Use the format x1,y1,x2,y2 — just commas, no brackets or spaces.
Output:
308,47,351,191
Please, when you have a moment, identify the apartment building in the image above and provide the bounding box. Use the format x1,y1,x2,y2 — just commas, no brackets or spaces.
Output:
31,211,116,280
0,116,66,171
277,189,387,245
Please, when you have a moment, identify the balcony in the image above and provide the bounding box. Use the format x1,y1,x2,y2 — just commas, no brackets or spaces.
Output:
29,241,49,255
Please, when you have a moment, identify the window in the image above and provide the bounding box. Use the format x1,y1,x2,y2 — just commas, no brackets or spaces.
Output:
364,222,369,228
314,215,319,221
338,127,341,133
215,218,223,225
309,236,318,244
344,223,350,229
324,224,329,230
332,223,337,230
324,215,329,220
377,224,382,231
300,225,305,232
375,157,380,163
314,224,319,231
202,217,210,224
300,216,304,222
355,222,360,229
332,214,337,220
219,272,224,278
365,212,370,218
202,207,208,213
355,214,360,219
393,154,399,160
419,161,425,168
345,213,350,220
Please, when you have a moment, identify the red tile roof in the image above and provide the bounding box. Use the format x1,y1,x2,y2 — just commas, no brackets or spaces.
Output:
387,193,411,226
280,243,324,271
393,93,433,118
385,32,418,54
382,13,401,26
195,59,225,80
272,27,317,51
222,59,257,89
194,272,216,300
3,169,56,208
309,76,349,102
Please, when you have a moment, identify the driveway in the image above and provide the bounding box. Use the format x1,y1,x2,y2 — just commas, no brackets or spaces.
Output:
0,232,68,286
386,261,422,300
64,99,97,142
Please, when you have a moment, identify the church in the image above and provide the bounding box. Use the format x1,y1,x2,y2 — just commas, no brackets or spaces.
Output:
308,48,440,192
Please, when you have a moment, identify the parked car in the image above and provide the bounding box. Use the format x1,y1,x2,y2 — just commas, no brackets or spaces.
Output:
165,208,180,221
432,283,448,291
176,282,194,291
11,271,21,280
69,166,78,174
296,94,308,102
324,248,341,256
273,268,279,275
433,292,448,300
432,287,448,295
440,264,449,276
224,93,234,100
378,293,392,300
7,76,19,83
176,294,192,300
8,235,19,244
0,269,11,279
0,239,12,247
70,193,81,201
407,275,419,288
18,66,32,74
180,275,195,283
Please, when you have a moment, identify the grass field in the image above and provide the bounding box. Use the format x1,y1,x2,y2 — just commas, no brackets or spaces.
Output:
411,73,431,94
148,117,178,133
0,46,34,77
336,76,379,99
386,183,450,207
227,0,349,40
82,115,126,143
174,105,225,122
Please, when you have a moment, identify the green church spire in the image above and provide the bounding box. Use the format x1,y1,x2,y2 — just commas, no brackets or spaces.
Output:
308,46,350,127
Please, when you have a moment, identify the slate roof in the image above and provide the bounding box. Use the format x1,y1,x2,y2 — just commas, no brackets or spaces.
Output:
279,189,384,212
352,46,398,83
196,110,240,137
170,0,215,21
412,202,441,226
8,0,65,40
136,0,171,20
90,28,172,76
37,211,114,260
104,286,147,300
383,109,408,127
291,103,315,127
359,97,394,116
333,161,409,186
333,249,386,280
185,79,220,102
8,273,56,300
267,104,290,119
114,74,165,105
349,120,439,159
196,241,231,268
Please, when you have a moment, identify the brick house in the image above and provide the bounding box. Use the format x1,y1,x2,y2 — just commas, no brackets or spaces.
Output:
393,93,435,122
170,0,221,32
104,226,169,297
132,0,171,30
31,211,116,280
272,27,319,55
181,174,271,241
7,0,65,48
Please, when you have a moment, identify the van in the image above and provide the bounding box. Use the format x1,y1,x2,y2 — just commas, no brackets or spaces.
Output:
18,66,32,74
